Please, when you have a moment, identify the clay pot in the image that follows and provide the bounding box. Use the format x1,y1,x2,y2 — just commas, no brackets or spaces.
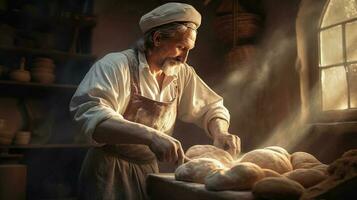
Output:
10,57,31,82
31,57,55,76
32,57,55,68
9,69,31,82
31,71,55,84
31,67,54,73
14,131,31,145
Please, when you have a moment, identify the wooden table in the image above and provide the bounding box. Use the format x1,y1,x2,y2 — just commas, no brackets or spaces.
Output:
146,173,255,200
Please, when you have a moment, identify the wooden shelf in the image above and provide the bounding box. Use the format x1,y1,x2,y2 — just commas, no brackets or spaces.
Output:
0,9,97,28
0,80,78,96
0,80,77,90
0,144,98,149
0,45,97,62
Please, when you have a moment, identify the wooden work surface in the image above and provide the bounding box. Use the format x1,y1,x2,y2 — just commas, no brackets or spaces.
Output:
146,173,255,200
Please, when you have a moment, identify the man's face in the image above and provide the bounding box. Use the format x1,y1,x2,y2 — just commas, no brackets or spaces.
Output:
155,29,197,69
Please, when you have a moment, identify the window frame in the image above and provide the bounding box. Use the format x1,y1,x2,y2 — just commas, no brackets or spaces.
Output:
315,0,357,123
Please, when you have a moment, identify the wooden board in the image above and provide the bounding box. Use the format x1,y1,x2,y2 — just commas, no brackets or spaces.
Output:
147,173,254,200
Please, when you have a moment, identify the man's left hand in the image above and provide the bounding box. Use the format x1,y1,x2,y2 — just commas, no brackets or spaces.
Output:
213,131,241,159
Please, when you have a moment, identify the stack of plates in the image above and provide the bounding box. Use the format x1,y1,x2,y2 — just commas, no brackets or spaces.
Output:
31,57,56,84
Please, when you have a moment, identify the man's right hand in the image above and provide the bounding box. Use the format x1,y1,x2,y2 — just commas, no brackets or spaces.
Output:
148,132,185,165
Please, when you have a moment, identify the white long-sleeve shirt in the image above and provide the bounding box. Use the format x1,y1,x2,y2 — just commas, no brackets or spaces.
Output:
70,50,230,143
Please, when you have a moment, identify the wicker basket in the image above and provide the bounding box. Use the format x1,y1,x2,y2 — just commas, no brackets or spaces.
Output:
226,45,257,68
213,13,262,44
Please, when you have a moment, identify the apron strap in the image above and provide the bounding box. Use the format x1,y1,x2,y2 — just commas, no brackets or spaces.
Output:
121,48,181,106
121,49,141,95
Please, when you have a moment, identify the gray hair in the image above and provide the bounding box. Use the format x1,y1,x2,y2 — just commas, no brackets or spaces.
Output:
135,22,197,52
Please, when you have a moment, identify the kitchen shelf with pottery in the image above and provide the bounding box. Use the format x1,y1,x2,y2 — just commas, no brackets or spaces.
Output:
0,117,99,149
0,45,96,62
0,118,31,148
0,80,77,91
10,57,56,84
1,56,78,96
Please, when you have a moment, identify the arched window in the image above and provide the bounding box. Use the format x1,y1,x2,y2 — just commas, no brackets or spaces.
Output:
319,0,357,111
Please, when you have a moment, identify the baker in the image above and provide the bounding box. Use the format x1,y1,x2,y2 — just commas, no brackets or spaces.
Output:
70,2,241,200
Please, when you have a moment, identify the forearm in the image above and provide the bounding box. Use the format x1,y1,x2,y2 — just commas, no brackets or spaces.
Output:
208,117,230,139
92,117,158,145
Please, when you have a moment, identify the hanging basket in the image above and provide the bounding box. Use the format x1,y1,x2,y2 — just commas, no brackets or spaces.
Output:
226,45,257,68
213,12,262,44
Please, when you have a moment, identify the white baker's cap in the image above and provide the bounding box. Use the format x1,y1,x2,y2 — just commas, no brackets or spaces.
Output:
139,2,201,33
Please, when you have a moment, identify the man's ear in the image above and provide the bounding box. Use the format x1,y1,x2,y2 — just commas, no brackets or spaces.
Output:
153,31,161,47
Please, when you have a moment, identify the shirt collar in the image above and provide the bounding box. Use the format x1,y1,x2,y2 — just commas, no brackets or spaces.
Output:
138,50,180,78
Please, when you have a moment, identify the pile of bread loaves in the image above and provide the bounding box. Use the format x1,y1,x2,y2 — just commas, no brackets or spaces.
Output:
175,145,356,200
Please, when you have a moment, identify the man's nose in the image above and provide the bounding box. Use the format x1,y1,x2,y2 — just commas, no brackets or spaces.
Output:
178,51,189,63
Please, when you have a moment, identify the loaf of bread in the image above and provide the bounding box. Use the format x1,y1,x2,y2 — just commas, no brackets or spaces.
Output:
264,146,291,160
174,158,225,184
240,148,293,174
186,145,219,158
311,164,328,175
327,151,357,179
301,149,357,200
291,152,321,169
284,168,327,188
205,162,265,191
252,177,305,200
341,149,357,158
263,168,283,178
186,145,234,167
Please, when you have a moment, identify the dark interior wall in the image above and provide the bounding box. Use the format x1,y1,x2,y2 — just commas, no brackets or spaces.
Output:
90,0,303,153
294,0,357,164
0,0,305,152
211,0,302,152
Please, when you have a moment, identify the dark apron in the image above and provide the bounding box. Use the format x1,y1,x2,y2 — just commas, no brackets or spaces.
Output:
78,49,178,200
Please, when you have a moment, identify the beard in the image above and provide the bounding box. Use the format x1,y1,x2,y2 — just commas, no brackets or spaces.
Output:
161,58,182,76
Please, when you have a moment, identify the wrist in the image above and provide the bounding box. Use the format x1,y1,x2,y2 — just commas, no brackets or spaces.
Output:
208,118,229,139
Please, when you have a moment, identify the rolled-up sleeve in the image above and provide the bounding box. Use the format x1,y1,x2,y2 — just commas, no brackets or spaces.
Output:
177,65,230,137
69,54,128,143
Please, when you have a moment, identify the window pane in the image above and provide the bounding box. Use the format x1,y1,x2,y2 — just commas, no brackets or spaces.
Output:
346,21,357,62
322,0,357,28
321,66,348,110
320,26,343,66
348,64,357,108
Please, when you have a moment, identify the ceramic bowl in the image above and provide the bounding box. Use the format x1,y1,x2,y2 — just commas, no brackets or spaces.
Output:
31,71,55,84
32,57,55,69
14,131,31,145
9,69,31,82
31,67,54,73
33,57,53,64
